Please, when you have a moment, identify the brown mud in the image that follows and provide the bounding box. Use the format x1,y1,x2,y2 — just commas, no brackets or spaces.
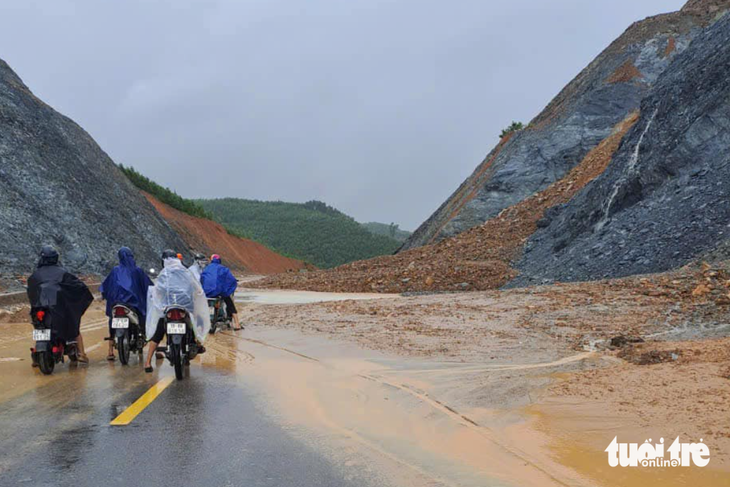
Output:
253,112,639,293
230,280,730,486
145,192,305,274
2,282,728,486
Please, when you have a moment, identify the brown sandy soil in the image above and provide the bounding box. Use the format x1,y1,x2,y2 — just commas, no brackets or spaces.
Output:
239,264,730,484
532,337,730,485
255,112,640,294
2,268,728,484
0,300,110,404
144,192,305,274
547,338,730,449
606,60,644,84
0,305,31,324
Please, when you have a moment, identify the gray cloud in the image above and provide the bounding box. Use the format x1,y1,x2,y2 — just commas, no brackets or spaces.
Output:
1,0,685,229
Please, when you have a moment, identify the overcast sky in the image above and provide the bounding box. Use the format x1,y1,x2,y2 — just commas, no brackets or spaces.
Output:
1,0,685,229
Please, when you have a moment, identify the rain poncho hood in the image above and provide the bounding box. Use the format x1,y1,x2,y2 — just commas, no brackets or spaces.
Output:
146,258,211,342
27,253,93,341
189,262,202,281
100,247,152,320
200,258,237,298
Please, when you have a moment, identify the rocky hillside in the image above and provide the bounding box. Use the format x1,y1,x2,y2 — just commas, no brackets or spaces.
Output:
401,0,730,251
0,59,190,281
255,0,730,294
0,59,301,286
512,7,730,285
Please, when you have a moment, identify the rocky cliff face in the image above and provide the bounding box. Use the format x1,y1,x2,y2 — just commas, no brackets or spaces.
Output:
401,0,730,251
511,10,730,285
0,59,190,280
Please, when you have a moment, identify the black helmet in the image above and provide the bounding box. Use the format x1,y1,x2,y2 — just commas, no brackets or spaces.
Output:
194,253,206,260
161,249,177,260
38,245,59,267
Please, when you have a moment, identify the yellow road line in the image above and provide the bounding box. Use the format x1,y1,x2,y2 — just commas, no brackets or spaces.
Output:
110,376,174,426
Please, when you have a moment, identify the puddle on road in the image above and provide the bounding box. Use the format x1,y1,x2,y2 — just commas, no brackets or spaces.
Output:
200,323,730,487
200,327,590,487
235,288,397,305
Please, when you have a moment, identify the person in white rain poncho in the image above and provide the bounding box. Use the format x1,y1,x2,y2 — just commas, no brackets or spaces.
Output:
144,252,211,372
188,253,208,281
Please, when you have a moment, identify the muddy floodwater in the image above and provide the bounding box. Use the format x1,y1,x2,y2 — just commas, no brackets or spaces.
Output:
236,288,398,305
1,285,728,486
230,287,730,486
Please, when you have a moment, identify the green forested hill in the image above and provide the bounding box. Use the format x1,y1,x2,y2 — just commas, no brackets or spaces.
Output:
361,222,411,242
197,199,401,268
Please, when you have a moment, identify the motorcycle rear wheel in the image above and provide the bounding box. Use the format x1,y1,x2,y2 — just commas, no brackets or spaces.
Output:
170,343,184,380
38,352,55,375
118,334,130,365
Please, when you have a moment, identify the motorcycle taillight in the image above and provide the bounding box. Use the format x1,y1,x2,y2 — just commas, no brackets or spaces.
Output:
113,307,128,317
36,310,46,321
166,309,186,321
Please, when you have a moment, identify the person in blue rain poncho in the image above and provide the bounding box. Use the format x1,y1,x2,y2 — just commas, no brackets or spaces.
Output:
200,254,242,330
100,247,153,361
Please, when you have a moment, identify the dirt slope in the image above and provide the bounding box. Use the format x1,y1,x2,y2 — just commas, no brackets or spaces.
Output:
255,111,639,293
402,0,730,251
144,193,304,275
513,9,730,285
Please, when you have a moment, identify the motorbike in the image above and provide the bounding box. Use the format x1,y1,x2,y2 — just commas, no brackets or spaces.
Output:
158,306,200,380
108,304,145,365
207,297,231,334
29,308,79,375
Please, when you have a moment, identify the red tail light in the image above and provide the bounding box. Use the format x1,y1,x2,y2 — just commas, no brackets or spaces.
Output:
166,309,186,321
113,307,128,317
36,310,45,321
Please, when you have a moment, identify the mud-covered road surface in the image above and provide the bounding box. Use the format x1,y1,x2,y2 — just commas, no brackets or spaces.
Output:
1,287,728,487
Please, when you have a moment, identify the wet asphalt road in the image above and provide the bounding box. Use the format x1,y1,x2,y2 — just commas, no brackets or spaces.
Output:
0,360,370,487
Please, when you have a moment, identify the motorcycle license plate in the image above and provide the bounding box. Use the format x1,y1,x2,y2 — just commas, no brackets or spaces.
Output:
167,322,186,334
33,329,51,341
111,318,129,329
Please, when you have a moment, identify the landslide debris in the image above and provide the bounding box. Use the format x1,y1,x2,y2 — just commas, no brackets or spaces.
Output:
513,10,730,286
256,112,639,293
401,0,730,251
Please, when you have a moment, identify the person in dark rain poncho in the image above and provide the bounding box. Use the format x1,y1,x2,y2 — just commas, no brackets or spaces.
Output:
100,247,153,361
27,246,93,364
200,254,242,330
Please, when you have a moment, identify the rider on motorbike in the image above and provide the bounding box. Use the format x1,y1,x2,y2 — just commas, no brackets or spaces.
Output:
188,253,207,281
26,246,93,364
100,247,153,361
144,250,210,372
200,254,242,330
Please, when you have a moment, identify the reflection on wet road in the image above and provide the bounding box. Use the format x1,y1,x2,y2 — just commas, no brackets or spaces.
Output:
236,288,396,305
0,351,374,487
0,292,574,487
